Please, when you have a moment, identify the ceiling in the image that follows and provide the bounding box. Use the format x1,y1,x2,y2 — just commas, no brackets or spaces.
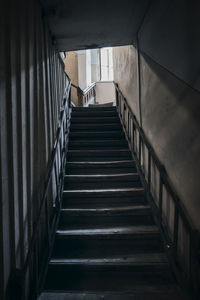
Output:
41,0,200,91
41,0,150,51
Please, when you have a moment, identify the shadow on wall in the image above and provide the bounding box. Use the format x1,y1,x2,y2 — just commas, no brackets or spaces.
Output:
140,52,200,230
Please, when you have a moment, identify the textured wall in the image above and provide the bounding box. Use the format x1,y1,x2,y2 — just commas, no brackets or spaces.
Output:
113,45,200,231
65,51,79,105
113,46,139,120
0,0,66,298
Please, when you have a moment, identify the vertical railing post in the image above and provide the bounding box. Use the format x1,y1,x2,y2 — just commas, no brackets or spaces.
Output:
148,151,151,193
173,205,179,262
159,174,163,222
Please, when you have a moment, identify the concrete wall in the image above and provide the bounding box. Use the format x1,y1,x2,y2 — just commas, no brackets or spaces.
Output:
95,81,116,105
113,46,139,119
113,45,200,231
65,51,79,105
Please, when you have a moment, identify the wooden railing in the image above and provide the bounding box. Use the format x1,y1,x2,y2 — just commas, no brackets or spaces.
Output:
71,82,96,106
114,83,200,300
13,73,72,300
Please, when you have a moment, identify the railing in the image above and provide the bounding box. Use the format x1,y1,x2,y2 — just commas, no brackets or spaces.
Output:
71,82,96,106
114,83,200,300
13,73,72,300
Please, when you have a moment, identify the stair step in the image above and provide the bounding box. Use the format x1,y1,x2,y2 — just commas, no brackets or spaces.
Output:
65,160,137,175
63,187,144,197
64,173,141,189
52,226,163,258
62,187,145,209
56,225,159,238
72,107,116,112
50,253,168,266
71,111,118,117
59,205,153,228
67,150,131,162
69,139,127,150
70,123,122,131
44,252,173,291
39,288,187,300
71,117,120,124
69,131,125,139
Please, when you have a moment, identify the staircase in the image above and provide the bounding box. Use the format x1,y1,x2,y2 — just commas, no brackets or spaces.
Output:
39,106,187,300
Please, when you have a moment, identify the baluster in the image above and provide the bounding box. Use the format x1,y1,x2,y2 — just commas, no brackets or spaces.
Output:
45,195,50,250
159,175,163,219
127,111,130,140
132,121,135,153
116,89,119,107
123,103,126,128
139,134,142,164
173,205,179,261
148,151,151,192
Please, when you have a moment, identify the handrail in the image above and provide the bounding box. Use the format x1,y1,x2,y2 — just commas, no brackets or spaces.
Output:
114,82,200,299
115,83,195,232
23,79,71,274
71,82,96,106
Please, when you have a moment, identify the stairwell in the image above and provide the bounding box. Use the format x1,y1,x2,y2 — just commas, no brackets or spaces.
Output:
39,106,187,300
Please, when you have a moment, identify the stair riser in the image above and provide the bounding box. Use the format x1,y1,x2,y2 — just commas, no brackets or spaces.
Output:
59,214,154,228
70,124,122,131
71,112,118,117
72,107,116,112
68,141,128,149
67,156,132,162
52,237,164,258
45,266,173,291
69,132,125,139
65,168,137,175
62,196,146,209
64,181,141,189
69,146,128,150
71,118,120,124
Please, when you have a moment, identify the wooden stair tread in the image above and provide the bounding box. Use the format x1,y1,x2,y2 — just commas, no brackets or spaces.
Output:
64,187,144,193
39,288,187,300
66,160,135,166
60,205,150,213
71,117,120,123
50,253,168,266
56,225,159,237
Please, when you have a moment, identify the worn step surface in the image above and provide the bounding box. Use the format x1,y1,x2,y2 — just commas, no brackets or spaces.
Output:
44,252,173,291
69,139,128,150
64,174,141,189
67,150,131,161
71,111,118,117
72,107,116,112
70,123,122,131
52,225,163,259
41,106,184,300
71,117,120,124
69,131,125,139
65,161,137,175
59,205,154,228
39,288,187,300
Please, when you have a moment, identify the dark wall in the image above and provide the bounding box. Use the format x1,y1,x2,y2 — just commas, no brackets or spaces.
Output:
138,0,200,92
0,1,66,299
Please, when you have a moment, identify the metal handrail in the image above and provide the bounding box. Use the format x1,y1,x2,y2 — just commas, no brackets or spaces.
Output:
114,82,200,299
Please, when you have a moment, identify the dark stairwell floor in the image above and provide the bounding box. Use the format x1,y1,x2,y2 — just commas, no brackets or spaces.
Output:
39,106,187,300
